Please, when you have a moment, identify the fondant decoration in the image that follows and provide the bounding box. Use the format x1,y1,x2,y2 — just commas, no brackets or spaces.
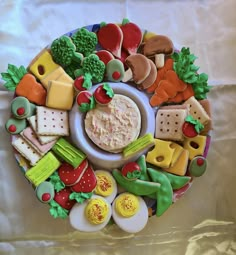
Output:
112,192,148,233
1,64,46,105
28,49,59,81
183,96,210,125
138,59,157,90
106,59,125,82
94,83,114,104
95,50,114,65
41,66,74,89
183,135,207,160
149,70,188,107
97,22,123,58
74,54,105,83
46,80,74,110
21,126,56,155
123,53,151,84
155,108,188,141
49,187,75,219
172,47,210,100
147,168,173,216
136,155,150,181
73,73,92,92
112,169,160,196
52,138,86,168
164,149,189,176
25,152,61,186
162,172,191,190
49,171,65,192
51,36,82,67
36,106,69,136
27,115,59,144
189,156,207,177
146,139,175,168
76,90,96,113
11,96,36,119
123,133,154,158
71,27,98,57
146,58,173,93
69,195,112,232
5,118,27,134
94,170,117,203
121,162,141,180
58,160,88,186
71,164,97,193
85,95,141,153
120,18,142,55
36,181,55,203
12,136,42,166
182,115,204,138
167,84,194,104
69,191,93,204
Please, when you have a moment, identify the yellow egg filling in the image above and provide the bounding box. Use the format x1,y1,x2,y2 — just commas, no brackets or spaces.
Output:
95,172,113,197
85,198,109,225
115,193,139,218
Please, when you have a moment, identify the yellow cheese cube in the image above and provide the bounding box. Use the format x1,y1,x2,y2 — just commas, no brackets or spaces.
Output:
46,81,74,110
183,135,207,160
29,49,59,81
146,139,175,168
164,149,189,176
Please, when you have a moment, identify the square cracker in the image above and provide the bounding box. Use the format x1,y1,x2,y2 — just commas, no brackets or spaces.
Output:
183,96,210,125
155,108,188,141
36,106,69,136
28,115,59,144
12,136,42,166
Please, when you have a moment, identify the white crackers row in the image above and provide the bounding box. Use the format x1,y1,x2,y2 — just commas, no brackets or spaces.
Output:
155,96,211,141
12,106,69,166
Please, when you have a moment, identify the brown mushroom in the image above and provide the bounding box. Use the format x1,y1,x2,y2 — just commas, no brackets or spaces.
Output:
122,53,151,84
143,35,174,68
138,59,157,90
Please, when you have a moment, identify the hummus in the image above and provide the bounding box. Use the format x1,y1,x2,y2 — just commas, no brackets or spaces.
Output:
84,94,141,153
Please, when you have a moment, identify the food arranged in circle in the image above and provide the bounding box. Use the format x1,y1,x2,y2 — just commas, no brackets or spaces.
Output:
1,18,212,234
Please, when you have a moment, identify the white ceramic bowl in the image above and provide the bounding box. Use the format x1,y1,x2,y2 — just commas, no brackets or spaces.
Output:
69,82,155,170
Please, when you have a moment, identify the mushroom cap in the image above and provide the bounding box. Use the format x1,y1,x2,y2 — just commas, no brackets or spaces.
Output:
125,53,151,84
143,35,174,57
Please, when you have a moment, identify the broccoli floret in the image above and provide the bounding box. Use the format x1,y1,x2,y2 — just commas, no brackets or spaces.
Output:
75,54,105,83
71,28,97,57
51,35,83,67
64,62,81,79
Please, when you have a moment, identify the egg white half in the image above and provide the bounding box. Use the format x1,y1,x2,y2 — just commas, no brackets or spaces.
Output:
69,195,112,232
112,193,149,233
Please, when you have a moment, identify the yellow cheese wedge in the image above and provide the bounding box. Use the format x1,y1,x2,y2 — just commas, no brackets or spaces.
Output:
183,135,207,160
164,149,189,176
29,49,59,81
170,142,184,166
146,139,175,168
41,66,74,89
46,81,74,110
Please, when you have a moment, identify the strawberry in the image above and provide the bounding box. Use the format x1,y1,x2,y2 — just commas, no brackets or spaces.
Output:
58,160,88,186
97,22,123,58
120,18,142,55
53,187,76,210
94,83,114,105
73,73,92,92
121,162,141,180
182,115,204,138
71,164,97,193
76,91,95,112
